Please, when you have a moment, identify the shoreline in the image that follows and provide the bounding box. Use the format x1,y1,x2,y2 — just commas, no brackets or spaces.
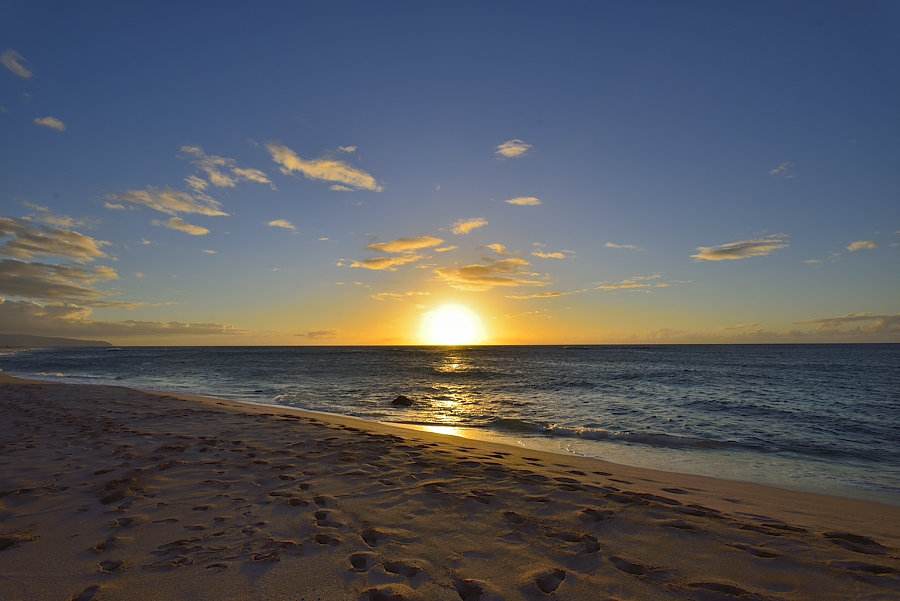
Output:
5,369,897,506
1,374,898,600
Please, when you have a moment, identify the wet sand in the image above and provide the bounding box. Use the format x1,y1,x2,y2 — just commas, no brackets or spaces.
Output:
1,374,898,600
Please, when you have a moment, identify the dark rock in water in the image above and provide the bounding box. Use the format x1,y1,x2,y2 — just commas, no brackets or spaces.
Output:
392,395,415,407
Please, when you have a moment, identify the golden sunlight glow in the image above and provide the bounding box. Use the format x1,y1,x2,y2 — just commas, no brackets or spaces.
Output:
419,304,486,345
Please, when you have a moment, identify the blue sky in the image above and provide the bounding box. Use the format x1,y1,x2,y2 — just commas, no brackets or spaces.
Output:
1,1,898,343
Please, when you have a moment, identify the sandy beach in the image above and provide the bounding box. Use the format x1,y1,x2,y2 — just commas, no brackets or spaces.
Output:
1,374,898,601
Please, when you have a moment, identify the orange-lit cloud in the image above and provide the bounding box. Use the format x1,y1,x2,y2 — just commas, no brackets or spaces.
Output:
691,235,788,261
350,254,424,271
505,196,541,206
268,143,382,191
846,240,877,252
33,116,66,132
495,139,532,158
367,236,443,253
451,217,488,235
435,257,544,291
1,49,32,78
153,217,210,236
108,188,228,217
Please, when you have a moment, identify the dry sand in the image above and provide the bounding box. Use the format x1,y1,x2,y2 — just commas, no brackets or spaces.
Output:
1,374,898,601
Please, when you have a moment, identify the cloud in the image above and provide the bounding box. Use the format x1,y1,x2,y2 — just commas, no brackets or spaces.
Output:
180,145,272,189
21,202,88,230
185,175,209,192
367,236,443,253
434,245,457,253
329,185,355,192
103,202,127,210
153,217,209,236
691,234,788,261
799,313,900,336
268,219,296,231
108,188,228,217
435,257,544,291
769,161,794,178
296,329,337,339
605,241,641,251
596,274,672,292
496,139,532,158
267,143,382,191
350,254,424,271
371,291,430,302
33,116,65,132
505,196,541,206
0,217,108,262
202,249,217,255
0,298,241,338
846,240,877,252
506,290,583,300
485,243,507,254
451,218,488,235
338,145,357,153
1,49,32,78
532,250,571,260
0,259,121,305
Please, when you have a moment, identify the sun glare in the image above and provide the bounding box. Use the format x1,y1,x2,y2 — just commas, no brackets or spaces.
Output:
420,304,486,345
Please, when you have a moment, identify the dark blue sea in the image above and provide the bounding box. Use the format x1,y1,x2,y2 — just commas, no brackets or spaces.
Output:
2,344,898,504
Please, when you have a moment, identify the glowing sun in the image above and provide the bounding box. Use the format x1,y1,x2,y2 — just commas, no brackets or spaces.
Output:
420,304,486,345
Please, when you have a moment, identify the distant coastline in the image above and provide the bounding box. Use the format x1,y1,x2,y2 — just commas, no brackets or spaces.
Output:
0,333,112,348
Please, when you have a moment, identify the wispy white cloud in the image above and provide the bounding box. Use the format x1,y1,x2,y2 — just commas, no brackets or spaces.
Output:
485,243,507,254
451,217,488,235
350,254,424,271
496,139,532,159
268,219,296,231
371,291,431,302
108,188,228,217
367,236,443,253
21,202,88,230
153,217,210,236
435,257,544,291
596,274,673,292
185,175,209,192
180,145,272,189
267,143,382,191
0,217,108,263
505,196,541,206
506,290,584,300
531,250,571,260
202,249,217,255
33,116,65,132
605,241,641,251
692,234,788,261
296,329,337,339
1,49,32,79
846,240,877,252
338,145,357,153
434,245,457,253
769,161,795,178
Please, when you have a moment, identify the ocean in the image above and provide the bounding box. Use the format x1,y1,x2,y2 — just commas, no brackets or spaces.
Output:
2,344,898,504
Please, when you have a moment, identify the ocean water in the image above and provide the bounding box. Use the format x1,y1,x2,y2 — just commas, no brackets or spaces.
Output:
2,344,898,504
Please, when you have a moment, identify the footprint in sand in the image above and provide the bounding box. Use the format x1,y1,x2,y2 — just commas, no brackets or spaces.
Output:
532,568,566,594
68,585,101,601
823,532,888,555
451,575,503,601
98,559,125,573
349,551,378,572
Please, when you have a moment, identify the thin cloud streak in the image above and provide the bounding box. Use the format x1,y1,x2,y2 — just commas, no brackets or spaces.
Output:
268,143,382,191
692,234,789,261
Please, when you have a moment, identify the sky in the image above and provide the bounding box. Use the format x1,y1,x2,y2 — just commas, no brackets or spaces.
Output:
1,1,898,345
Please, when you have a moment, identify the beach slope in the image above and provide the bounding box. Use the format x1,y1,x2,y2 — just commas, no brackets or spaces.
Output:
1,374,897,600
